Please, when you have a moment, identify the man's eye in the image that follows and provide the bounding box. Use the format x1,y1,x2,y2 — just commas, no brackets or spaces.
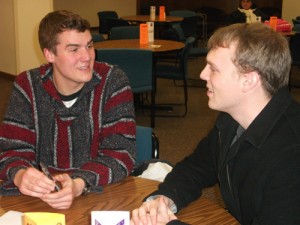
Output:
87,43,93,49
69,48,78,52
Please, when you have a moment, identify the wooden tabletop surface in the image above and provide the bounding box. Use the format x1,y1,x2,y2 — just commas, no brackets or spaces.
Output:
0,176,239,224
94,39,185,53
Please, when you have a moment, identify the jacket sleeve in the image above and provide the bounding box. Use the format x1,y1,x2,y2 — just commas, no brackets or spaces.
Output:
70,66,136,188
250,145,300,225
148,126,220,212
167,220,189,225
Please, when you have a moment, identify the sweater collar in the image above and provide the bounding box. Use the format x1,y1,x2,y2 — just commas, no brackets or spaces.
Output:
39,63,101,101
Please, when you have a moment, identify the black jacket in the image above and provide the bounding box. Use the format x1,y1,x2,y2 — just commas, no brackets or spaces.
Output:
150,88,300,225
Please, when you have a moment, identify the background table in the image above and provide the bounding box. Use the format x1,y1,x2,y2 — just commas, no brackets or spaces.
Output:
94,39,184,53
121,15,183,24
0,176,239,225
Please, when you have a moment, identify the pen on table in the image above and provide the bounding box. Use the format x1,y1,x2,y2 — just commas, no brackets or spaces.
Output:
39,162,62,191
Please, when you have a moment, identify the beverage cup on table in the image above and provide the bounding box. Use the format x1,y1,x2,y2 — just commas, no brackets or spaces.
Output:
269,16,277,30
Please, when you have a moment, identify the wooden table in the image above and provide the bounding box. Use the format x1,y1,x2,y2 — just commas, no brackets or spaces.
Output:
0,177,239,224
94,39,184,53
121,15,183,24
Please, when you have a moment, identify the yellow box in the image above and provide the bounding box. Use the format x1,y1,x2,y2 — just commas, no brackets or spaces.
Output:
22,212,65,225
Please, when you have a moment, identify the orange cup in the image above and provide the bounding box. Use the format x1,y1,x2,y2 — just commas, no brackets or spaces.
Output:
269,16,277,31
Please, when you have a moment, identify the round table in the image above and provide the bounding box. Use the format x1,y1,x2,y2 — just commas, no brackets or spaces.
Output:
94,39,185,53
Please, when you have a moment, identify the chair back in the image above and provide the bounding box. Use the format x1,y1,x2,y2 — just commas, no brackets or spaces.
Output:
96,48,155,127
92,34,105,42
292,24,300,32
290,33,300,64
169,10,196,17
109,26,140,40
169,11,198,40
181,16,199,39
107,18,129,28
180,37,195,78
97,11,118,34
136,126,159,164
171,24,186,42
96,49,153,93
292,19,300,26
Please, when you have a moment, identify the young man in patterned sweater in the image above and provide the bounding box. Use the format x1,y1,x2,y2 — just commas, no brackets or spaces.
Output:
0,10,136,209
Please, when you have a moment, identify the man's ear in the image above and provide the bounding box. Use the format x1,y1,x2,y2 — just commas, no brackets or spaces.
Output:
43,48,55,63
242,71,260,92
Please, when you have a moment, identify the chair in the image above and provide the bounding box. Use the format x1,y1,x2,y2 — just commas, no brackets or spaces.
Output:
162,26,207,86
106,18,131,38
292,24,300,32
136,125,159,164
95,49,155,127
97,11,118,34
170,24,186,42
158,24,186,64
289,33,300,89
170,10,205,44
154,37,195,117
109,26,139,40
292,19,300,26
196,7,228,36
181,16,200,42
160,24,197,64
92,33,105,42
169,10,196,17
196,13,208,42
159,24,200,63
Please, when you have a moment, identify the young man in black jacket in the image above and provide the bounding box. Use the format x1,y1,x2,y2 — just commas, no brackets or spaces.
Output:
131,22,300,225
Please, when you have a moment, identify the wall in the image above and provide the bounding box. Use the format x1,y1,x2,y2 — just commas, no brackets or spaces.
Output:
53,0,136,28
0,0,16,75
282,0,299,24
0,0,136,75
14,0,52,73
0,0,52,75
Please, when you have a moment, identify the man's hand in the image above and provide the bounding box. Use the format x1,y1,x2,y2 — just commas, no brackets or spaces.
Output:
13,167,57,198
131,196,177,225
40,174,85,209
14,168,86,209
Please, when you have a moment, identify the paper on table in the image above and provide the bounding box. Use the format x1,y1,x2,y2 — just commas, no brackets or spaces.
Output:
0,211,22,225
91,211,129,225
